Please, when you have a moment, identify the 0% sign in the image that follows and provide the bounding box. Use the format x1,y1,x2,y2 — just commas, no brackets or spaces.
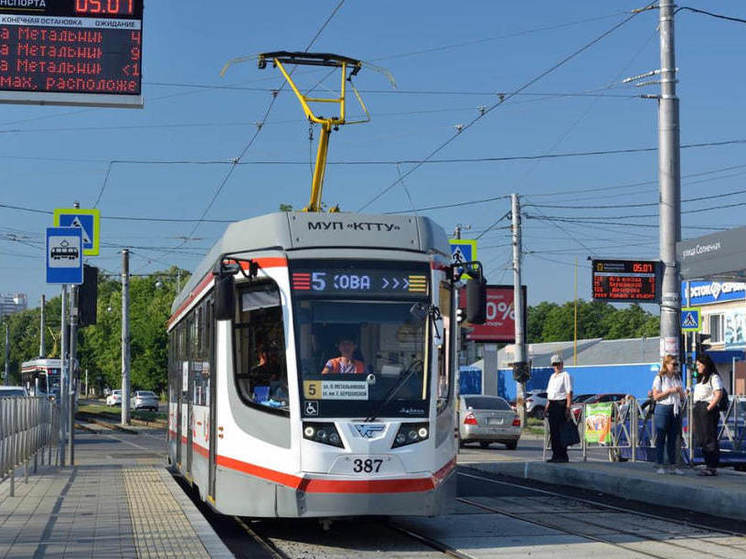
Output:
487,300,515,322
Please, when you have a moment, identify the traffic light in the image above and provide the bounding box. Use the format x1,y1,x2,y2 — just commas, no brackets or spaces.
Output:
78,265,98,327
512,361,530,383
695,333,712,355
456,308,465,324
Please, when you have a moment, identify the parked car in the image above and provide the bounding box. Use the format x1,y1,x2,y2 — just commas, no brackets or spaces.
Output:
133,391,159,411
573,393,596,404
526,391,548,418
106,389,122,407
0,386,29,397
458,395,521,449
572,393,627,420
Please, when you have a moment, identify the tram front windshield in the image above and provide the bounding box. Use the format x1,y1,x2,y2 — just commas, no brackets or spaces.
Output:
292,261,430,419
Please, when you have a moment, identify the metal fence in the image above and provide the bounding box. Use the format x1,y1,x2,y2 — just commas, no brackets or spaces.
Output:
1,396,59,496
543,395,746,465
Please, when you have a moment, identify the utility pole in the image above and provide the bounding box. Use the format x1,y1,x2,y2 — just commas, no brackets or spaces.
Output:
658,0,681,359
4,324,9,386
121,249,131,425
68,285,78,465
512,193,528,426
39,295,46,358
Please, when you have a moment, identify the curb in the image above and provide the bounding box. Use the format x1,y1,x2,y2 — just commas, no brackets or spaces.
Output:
76,413,139,434
470,461,746,521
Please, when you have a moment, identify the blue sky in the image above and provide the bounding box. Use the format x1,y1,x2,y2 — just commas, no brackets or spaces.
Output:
2,1,746,312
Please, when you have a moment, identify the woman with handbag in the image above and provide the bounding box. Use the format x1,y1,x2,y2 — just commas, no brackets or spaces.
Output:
693,354,723,476
652,354,685,474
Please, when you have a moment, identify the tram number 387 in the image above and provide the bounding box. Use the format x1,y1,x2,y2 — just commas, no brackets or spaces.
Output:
353,458,384,473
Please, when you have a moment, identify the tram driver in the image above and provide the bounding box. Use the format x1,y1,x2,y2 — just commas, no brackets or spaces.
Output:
321,337,367,374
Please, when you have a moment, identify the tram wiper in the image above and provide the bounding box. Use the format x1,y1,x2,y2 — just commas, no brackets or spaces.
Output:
364,359,423,423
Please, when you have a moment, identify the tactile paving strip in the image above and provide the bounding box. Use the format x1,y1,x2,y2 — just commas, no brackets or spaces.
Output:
123,467,210,558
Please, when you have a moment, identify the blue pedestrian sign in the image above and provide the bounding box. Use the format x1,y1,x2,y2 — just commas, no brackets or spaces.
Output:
53,208,100,256
681,307,702,332
46,227,83,285
449,239,477,279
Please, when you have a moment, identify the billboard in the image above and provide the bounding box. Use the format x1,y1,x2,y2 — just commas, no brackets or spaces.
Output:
459,284,526,343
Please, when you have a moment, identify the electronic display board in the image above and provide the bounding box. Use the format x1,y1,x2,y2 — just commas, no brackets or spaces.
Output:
592,259,660,303
290,260,428,299
0,0,143,107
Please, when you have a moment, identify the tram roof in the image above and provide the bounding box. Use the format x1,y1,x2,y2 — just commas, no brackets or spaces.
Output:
172,211,450,313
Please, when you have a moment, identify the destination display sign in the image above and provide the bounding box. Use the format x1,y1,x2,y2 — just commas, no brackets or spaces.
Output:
290,261,428,299
592,259,660,303
0,0,143,107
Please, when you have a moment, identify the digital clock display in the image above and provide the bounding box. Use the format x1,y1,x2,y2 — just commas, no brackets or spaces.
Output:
592,259,661,303
0,0,143,107
75,0,134,16
290,260,429,299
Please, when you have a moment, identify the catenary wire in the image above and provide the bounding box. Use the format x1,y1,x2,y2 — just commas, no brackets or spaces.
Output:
356,3,656,212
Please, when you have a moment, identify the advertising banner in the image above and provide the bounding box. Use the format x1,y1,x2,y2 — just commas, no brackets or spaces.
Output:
584,402,613,444
724,310,746,348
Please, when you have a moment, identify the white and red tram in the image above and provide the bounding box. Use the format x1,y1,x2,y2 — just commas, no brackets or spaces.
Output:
167,211,485,517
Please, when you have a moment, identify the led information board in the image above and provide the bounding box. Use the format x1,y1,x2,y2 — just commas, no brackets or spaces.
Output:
0,0,143,107
290,261,428,299
592,259,660,303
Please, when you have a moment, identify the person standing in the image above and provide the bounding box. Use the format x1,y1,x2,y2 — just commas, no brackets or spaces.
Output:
693,354,723,476
652,354,685,474
544,354,573,463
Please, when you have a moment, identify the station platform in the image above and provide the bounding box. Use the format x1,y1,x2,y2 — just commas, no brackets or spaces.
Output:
0,428,232,558
467,458,746,522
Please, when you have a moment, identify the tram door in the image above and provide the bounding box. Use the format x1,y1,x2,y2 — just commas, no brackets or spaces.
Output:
207,302,217,500
175,326,184,467
186,316,194,477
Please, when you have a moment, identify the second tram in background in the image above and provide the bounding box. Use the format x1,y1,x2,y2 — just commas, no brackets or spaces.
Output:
166,211,486,518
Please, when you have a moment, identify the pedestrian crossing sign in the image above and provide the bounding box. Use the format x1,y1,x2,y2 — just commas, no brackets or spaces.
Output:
53,208,100,256
681,307,701,332
449,239,477,279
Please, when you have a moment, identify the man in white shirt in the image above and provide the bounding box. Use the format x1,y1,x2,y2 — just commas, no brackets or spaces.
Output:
544,354,573,463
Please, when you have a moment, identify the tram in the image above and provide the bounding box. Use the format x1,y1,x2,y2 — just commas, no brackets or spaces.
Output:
167,51,487,518
167,212,486,517
20,358,62,397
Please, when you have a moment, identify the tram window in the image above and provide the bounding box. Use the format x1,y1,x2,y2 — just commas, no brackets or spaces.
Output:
295,299,427,402
233,282,289,412
192,301,212,407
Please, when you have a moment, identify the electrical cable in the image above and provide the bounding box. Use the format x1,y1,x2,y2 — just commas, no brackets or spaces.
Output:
675,6,746,24
357,3,655,212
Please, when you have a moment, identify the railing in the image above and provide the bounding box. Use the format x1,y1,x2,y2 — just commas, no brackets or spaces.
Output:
0,396,59,496
542,395,746,465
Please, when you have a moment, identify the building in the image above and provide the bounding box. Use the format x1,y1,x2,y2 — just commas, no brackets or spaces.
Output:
462,336,662,401
0,293,27,318
682,280,745,393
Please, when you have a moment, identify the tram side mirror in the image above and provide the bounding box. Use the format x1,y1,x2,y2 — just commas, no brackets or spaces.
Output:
214,272,236,321
466,276,487,324
409,302,428,322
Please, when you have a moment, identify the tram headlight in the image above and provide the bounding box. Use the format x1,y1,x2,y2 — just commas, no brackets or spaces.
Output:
392,422,430,448
303,422,344,448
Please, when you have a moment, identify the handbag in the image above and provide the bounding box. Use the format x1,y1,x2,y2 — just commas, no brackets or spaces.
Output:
560,418,581,447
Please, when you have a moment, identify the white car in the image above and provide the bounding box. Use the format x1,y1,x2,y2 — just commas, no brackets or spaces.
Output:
133,391,159,411
0,386,29,398
458,395,521,449
525,390,548,418
106,389,122,407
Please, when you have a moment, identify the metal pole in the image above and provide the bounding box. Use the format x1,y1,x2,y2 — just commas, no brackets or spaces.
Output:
512,193,527,427
68,286,78,465
40,295,46,358
658,0,682,359
4,323,9,386
121,249,131,425
59,285,67,467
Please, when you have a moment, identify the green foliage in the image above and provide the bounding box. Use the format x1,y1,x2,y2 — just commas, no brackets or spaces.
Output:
1,267,188,393
527,300,660,343
279,203,293,212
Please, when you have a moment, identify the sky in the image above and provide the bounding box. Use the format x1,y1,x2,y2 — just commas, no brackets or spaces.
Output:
2,0,746,313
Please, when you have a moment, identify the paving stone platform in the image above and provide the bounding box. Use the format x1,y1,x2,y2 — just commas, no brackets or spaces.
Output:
0,428,232,558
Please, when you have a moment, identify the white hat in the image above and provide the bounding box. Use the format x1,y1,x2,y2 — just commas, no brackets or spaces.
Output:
550,353,563,365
